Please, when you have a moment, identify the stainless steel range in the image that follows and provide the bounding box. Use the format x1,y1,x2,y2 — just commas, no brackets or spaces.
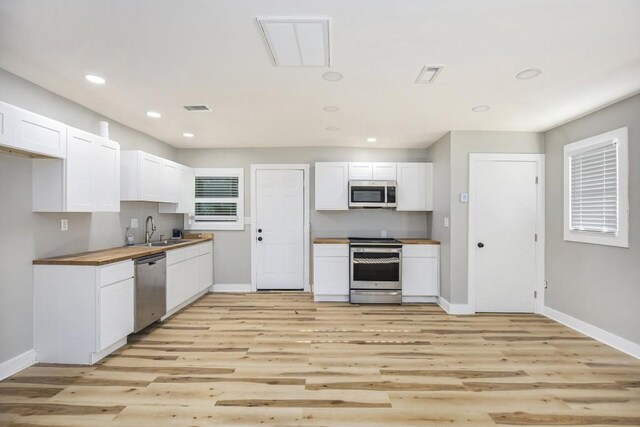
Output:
349,237,402,304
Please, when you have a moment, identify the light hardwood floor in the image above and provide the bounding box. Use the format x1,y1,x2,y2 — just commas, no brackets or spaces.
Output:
1,292,639,426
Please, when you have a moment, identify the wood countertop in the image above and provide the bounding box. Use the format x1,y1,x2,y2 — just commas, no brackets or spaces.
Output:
313,238,440,245
33,237,213,266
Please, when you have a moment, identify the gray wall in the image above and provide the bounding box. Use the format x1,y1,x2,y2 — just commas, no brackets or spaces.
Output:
545,94,640,345
427,132,452,301
427,130,544,304
177,147,430,284
0,68,181,365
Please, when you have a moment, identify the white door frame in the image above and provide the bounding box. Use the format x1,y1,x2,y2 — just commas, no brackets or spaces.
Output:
250,164,310,292
468,153,545,314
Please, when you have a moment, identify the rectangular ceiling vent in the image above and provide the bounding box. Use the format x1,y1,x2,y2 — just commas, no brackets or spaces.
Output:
257,17,330,67
415,66,444,84
183,105,212,112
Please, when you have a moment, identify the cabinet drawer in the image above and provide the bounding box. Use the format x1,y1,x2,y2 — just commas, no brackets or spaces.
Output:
197,241,213,256
167,245,199,265
98,278,134,351
99,261,134,287
402,244,439,258
314,244,348,257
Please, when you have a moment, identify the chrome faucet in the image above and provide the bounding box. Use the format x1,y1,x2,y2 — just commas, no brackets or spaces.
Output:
145,215,157,244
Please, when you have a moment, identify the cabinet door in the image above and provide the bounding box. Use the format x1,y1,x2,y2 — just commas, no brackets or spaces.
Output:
372,163,397,180
161,159,179,203
315,162,349,210
0,101,15,148
349,162,373,180
138,152,162,201
167,257,199,312
396,163,427,211
13,106,66,158
198,253,213,292
313,256,349,296
65,128,95,212
94,138,120,212
180,165,195,214
98,278,134,351
402,257,438,296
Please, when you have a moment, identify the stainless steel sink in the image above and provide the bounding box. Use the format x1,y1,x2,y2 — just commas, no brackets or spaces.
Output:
134,239,190,247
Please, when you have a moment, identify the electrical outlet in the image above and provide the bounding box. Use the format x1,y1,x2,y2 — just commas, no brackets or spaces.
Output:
460,192,469,203
130,218,138,229
60,219,68,231
444,217,450,228
381,230,388,238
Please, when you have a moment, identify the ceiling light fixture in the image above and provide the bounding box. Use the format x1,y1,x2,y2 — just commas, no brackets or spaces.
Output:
323,106,340,112
257,17,331,67
471,105,490,113
84,74,106,85
322,71,344,82
326,126,339,131
183,132,194,138
516,68,542,80
366,137,377,143
146,111,161,118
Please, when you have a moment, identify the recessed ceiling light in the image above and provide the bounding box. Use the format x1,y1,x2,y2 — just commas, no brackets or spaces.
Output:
183,132,194,138
322,71,344,82
323,106,340,112
366,137,377,143
146,111,161,118
326,126,339,131
471,105,490,113
516,68,542,80
84,74,106,85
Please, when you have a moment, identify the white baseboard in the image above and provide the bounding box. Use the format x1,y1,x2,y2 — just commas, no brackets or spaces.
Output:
437,296,475,315
402,296,438,303
314,294,349,302
543,305,640,360
0,349,36,381
209,283,252,293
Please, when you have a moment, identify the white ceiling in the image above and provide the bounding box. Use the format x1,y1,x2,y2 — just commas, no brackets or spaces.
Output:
1,0,639,149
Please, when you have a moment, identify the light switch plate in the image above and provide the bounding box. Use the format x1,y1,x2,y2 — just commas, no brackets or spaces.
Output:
444,217,450,228
381,230,388,238
460,192,469,203
130,218,138,228
60,219,68,231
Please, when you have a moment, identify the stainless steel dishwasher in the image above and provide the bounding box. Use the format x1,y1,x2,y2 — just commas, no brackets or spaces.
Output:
134,252,166,333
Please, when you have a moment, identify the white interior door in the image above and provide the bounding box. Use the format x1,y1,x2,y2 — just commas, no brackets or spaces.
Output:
472,158,539,312
256,169,304,290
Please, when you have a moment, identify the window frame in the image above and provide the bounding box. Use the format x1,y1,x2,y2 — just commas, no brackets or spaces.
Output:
563,127,629,248
185,168,245,231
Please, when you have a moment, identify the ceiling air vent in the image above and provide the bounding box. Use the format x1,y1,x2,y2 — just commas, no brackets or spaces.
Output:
257,17,331,67
183,105,212,112
415,66,444,84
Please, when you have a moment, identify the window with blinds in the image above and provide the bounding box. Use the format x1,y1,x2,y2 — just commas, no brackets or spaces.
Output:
569,141,618,234
563,127,629,248
188,169,244,231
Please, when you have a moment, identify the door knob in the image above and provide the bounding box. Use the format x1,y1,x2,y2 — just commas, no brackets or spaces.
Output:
258,228,262,233
258,237,263,242
477,242,484,248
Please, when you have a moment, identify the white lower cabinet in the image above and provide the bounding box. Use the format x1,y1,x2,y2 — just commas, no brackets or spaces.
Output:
166,241,213,314
34,260,135,364
401,244,439,301
313,244,349,302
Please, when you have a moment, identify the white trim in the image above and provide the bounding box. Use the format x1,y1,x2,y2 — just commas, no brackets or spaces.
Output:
468,153,545,314
563,127,629,248
185,168,245,231
402,296,438,303
0,349,36,381
543,305,640,360
209,283,252,293
314,294,349,302
91,338,127,364
437,296,474,315
250,164,311,293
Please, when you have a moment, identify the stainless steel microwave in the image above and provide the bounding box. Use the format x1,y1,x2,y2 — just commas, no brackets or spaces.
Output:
348,180,397,208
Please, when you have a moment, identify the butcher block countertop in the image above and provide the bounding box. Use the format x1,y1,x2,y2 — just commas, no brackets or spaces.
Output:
313,238,440,245
33,237,213,266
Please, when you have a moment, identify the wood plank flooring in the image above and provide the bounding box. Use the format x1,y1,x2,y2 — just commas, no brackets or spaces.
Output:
1,292,639,426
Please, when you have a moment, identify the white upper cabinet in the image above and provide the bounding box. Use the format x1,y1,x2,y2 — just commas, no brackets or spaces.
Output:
32,127,120,212
0,101,66,158
348,162,373,180
315,162,349,210
160,159,179,203
159,164,195,214
372,163,397,180
121,150,174,203
396,162,433,211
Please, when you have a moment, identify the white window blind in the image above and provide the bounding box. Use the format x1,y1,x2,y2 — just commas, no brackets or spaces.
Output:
195,176,240,222
569,141,618,234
